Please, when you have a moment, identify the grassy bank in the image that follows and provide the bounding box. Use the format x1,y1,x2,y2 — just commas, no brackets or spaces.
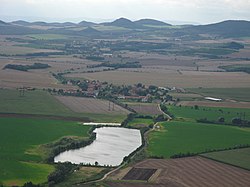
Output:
0,117,91,186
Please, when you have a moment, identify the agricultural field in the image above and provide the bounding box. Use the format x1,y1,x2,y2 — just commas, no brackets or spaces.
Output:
0,89,76,116
107,157,250,187
202,148,250,170
55,96,130,115
167,105,250,123
126,102,162,115
26,34,68,40
68,69,250,88
0,89,126,123
0,58,77,89
188,87,250,102
0,117,91,186
178,100,250,109
147,121,250,158
122,168,157,181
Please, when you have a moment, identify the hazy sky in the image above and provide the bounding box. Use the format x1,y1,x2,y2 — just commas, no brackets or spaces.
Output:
1,0,250,24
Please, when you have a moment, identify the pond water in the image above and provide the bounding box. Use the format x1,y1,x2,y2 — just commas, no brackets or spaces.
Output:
54,127,142,166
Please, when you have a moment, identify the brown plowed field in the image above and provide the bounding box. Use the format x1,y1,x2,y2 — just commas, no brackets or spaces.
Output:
107,156,250,187
122,168,157,181
55,96,130,115
127,103,162,115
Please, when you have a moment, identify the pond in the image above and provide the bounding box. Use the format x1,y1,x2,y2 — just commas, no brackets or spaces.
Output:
54,127,142,166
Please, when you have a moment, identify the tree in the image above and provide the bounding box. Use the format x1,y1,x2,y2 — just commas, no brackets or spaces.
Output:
218,117,225,123
232,118,242,125
194,105,199,110
95,161,99,166
154,114,165,122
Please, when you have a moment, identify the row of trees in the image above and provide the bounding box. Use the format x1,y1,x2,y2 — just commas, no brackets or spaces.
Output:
197,117,250,127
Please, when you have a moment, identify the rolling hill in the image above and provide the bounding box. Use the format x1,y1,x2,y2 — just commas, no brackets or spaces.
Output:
134,19,171,26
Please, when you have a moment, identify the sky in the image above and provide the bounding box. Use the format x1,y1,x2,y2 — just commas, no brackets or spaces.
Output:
0,0,250,24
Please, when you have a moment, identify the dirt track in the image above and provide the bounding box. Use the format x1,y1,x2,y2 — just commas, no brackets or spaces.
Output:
0,113,90,122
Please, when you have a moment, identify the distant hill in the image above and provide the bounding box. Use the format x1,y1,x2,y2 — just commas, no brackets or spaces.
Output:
11,20,76,27
78,27,101,35
78,20,96,27
186,20,250,37
134,19,171,26
0,25,44,35
103,17,143,29
0,20,9,26
11,20,31,26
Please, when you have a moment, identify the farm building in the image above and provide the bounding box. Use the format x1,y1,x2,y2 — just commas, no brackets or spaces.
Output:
204,97,222,102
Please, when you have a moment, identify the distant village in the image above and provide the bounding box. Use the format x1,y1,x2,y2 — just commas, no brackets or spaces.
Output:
48,78,186,103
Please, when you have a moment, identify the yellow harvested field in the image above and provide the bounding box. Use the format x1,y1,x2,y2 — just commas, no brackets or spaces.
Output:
66,69,250,88
0,69,76,89
55,96,130,115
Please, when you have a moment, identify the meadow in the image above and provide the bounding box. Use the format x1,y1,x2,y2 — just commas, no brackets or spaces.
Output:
167,105,250,123
202,148,250,170
0,117,91,186
147,121,250,158
127,117,154,128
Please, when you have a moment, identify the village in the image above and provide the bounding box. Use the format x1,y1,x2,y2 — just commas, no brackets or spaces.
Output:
48,77,186,103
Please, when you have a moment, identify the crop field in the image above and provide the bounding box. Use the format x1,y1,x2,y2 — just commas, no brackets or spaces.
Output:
0,89,125,122
0,45,60,55
0,89,76,116
126,102,162,115
122,168,157,181
0,62,76,89
202,148,250,170
26,34,68,40
167,105,250,123
188,87,250,102
107,157,250,187
55,96,130,115
0,117,91,186
178,100,250,109
147,121,250,158
68,69,250,88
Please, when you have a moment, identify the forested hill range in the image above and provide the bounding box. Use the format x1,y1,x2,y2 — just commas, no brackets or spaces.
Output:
0,18,250,38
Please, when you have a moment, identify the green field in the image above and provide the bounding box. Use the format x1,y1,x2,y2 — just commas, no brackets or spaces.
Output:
0,89,75,116
167,105,250,123
188,87,250,102
0,89,127,123
147,121,250,158
128,117,154,128
202,148,250,170
0,117,91,186
27,34,68,40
